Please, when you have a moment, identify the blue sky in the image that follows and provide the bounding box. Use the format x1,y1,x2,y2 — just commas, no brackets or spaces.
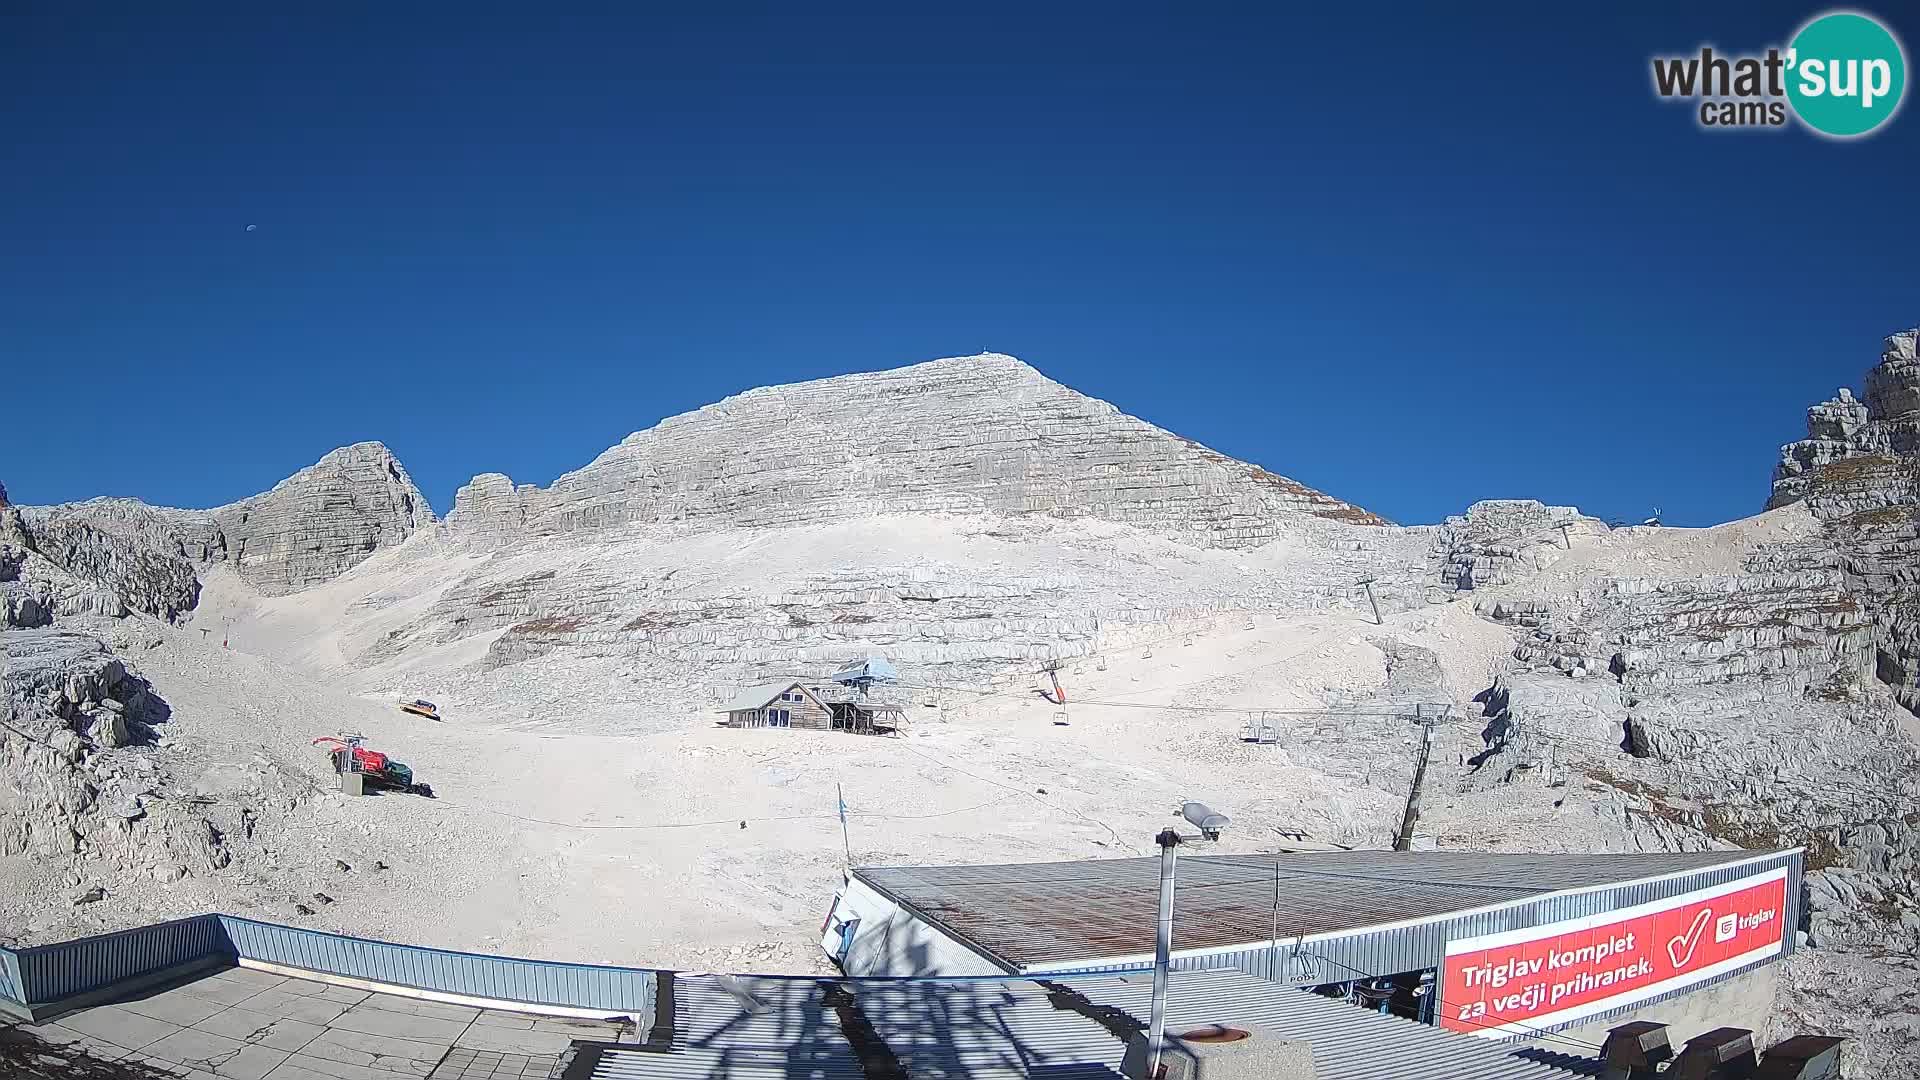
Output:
3,3,1915,527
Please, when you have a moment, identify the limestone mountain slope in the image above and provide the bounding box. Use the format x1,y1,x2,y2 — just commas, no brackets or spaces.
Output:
1766,330,1920,714
447,353,1386,548
25,441,434,599
197,511,1435,733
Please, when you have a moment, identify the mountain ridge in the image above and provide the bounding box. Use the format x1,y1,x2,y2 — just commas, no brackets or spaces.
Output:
445,351,1387,547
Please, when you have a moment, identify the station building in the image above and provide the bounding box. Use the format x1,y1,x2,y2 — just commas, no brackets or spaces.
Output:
820,847,1800,1044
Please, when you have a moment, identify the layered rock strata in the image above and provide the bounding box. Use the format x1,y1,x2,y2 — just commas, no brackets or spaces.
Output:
23,442,434,599
1769,331,1920,514
1767,329,1920,712
449,354,1386,549
210,442,433,594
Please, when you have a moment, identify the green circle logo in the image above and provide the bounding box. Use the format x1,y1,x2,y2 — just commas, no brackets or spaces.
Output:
1787,11,1907,137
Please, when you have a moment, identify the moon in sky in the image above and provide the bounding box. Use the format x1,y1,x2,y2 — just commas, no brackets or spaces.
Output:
246,224,257,232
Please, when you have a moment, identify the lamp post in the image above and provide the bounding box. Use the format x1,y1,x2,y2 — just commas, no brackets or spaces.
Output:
1143,801,1230,1080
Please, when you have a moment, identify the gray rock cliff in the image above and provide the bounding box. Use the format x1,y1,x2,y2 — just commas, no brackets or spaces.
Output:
1763,328,1920,712
210,442,434,595
1769,331,1920,515
22,441,435,600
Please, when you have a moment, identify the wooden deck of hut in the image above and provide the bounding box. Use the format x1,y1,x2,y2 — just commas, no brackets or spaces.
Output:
825,698,908,735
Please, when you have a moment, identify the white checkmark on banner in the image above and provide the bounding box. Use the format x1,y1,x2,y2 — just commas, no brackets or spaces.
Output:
1667,908,1713,969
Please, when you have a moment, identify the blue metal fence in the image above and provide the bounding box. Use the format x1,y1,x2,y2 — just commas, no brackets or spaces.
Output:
1,914,655,1024
218,917,656,1018
0,945,24,1006
5,913,225,1009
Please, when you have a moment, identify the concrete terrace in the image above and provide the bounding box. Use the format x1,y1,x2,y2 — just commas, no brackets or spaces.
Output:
0,965,633,1080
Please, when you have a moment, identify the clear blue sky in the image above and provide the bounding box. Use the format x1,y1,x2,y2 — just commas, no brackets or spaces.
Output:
3,3,1915,527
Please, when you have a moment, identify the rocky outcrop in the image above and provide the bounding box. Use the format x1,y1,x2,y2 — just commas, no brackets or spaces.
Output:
1765,328,1920,713
1867,330,1920,454
211,442,434,595
0,630,181,858
3,504,127,625
24,442,434,600
447,473,539,546
1512,551,1873,694
21,499,229,565
1769,390,1887,512
447,354,1385,549
1485,534,1895,796
1770,331,1920,514
1429,500,1602,595
21,515,200,620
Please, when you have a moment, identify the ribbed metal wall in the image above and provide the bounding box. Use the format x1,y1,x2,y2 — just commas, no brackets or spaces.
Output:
7,913,225,1006
218,916,656,1018
0,945,24,1005
1217,850,1799,988
1032,853,1804,1042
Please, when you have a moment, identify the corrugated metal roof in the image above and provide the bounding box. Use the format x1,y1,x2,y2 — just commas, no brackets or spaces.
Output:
717,682,805,713
831,655,899,683
587,970,1598,1080
854,850,1785,970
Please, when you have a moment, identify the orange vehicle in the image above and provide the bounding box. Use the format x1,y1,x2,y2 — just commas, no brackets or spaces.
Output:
399,698,440,720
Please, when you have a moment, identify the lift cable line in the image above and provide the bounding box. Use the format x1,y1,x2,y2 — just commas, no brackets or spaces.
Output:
1441,714,1920,815
895,679,1440,718
895,676,1920,813
357,791,1022,833
892,738,1138,852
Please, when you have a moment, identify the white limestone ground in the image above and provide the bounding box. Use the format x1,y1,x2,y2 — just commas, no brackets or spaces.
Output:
0,507,1783,967
153,553,1448,959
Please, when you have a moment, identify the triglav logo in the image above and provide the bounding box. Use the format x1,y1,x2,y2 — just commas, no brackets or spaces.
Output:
1651,9,1907,137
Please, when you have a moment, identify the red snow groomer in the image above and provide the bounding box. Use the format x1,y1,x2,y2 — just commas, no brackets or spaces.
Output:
313,736,435,798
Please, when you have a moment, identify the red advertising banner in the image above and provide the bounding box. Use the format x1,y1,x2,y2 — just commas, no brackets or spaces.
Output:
1440,868,1787,1037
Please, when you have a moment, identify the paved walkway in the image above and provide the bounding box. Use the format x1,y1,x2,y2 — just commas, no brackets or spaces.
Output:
3,965,636,1080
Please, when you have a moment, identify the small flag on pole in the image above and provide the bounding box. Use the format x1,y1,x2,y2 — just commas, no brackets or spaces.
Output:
837,783,852,866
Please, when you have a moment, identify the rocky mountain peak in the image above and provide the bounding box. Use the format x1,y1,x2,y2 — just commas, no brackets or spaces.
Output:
12,442,436,610
1769,328,1920,517
1865,329,1920,454
449,353,1383,547
207,441,434,595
